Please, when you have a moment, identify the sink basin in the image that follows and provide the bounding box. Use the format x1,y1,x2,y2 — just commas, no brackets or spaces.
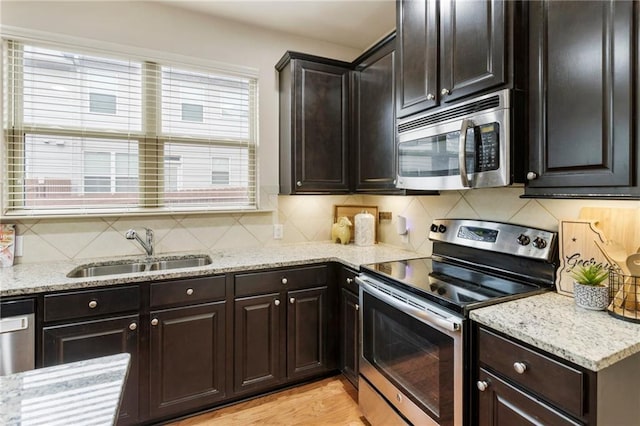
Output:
67,255,212,278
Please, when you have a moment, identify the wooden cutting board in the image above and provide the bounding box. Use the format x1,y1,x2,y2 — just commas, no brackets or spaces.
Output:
557,219,609,296
578,207,640,254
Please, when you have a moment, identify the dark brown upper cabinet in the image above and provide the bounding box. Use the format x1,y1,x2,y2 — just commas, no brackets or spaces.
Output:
396,0,513,119
351,35,399,193
525,0,640,198
277,53,351,194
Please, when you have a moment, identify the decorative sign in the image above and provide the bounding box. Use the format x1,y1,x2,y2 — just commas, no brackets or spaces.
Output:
557,220,611,296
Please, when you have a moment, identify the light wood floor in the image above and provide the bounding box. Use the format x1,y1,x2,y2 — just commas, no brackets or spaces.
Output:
167,376,368,426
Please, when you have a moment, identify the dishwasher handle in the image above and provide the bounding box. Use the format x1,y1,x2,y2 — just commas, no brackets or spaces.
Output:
0,316,30,333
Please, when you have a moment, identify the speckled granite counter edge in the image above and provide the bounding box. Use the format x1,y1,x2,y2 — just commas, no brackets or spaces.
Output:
0,242,423,297
470,292,640,371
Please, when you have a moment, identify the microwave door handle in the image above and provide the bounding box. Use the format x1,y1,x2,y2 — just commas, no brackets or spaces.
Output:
459,119,473,188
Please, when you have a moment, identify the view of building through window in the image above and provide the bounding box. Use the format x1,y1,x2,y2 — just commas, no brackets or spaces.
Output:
3,40,257,213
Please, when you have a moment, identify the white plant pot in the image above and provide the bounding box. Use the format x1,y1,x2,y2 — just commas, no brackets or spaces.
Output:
573,282,609,311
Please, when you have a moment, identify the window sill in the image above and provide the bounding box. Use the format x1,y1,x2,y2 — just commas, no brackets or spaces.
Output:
1,207,274,221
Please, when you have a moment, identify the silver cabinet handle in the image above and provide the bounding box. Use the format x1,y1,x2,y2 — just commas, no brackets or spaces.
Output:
296,181,302,187
151,318,159,326
346,278,353,284
477,380,489,392
459,118,473,188
129,322,137,331
274,299,280,306
355,304,360,311
281,277,288,285
290,297,295,304
426,93,435,100
513,362,527,374
441,88,450,96
186,288,194,296
88,300,98,309
526,171,538,181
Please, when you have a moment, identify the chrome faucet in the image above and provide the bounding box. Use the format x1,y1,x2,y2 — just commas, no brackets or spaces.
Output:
125,228,154,256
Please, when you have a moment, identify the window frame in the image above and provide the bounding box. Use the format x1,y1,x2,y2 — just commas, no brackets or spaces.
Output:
2,38,259,217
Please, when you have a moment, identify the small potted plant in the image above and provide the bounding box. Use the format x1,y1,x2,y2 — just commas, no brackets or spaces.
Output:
571,264,609,310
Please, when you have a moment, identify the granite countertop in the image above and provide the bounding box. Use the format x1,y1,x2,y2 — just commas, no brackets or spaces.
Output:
0,242,423,296
0,353,130,426
470,292,640,371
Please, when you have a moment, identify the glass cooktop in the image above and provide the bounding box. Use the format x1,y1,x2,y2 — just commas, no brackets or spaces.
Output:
360,257,547,315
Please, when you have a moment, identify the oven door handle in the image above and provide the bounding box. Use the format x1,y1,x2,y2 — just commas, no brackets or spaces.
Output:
459,118,473,188
360,279,461,333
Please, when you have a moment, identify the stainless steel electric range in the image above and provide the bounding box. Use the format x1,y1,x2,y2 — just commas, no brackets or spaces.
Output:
356,219,559,426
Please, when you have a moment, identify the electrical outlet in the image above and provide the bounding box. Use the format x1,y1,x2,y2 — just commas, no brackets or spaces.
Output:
15,235,24,257
273,224,284,239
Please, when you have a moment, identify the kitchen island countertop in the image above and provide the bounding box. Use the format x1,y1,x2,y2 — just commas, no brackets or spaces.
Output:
0,242,423,296
0,353,130,426
470,291,640,371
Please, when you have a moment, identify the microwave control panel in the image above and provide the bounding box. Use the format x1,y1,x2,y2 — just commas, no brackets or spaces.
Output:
476,123,499,172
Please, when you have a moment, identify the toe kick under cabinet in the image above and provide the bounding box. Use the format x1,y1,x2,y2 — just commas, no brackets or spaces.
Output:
474,324,640,426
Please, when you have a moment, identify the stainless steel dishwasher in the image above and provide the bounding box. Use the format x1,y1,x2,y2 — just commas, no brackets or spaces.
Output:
1,298,35,375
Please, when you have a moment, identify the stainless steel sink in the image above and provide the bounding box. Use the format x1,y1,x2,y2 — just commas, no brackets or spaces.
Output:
67,255,212,278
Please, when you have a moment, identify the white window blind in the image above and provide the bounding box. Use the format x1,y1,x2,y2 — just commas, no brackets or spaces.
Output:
2,39,257,216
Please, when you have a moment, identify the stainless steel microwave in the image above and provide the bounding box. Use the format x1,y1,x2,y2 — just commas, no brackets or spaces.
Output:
396,89,513,191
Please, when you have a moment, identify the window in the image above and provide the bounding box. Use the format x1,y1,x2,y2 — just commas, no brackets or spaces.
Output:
3,40,257,215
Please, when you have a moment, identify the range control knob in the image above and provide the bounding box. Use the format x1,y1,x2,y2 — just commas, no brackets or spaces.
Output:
532,237,547,249
516,234,531,246
438,224,447,233
430,224,439,233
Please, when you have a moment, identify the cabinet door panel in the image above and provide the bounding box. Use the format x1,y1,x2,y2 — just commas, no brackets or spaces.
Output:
149,302,226,419
234,293,284,393
287,286,329,380
478,369,581,426
440,0,506,103
294,61,350,192
396,0,439,117
340,287,359,388
528,0,634,189
42,315,140,425
353,40,398,192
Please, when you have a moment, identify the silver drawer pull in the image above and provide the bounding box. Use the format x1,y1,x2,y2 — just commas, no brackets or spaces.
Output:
355,304,360,311
281,277,288,285
477,380,489,392
290,297,295,304
88,300,98,309
186,288,194,296
129,322,137,331
346,278,353,284
513,362,527,374
274,299,280,306
151,318,159,326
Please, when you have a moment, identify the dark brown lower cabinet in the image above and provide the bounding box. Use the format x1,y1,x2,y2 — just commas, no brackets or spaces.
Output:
339,287,359,388
234,293,284,393
149,301,226,420
287,286,329,380
477,368,581,426
42,314,140,425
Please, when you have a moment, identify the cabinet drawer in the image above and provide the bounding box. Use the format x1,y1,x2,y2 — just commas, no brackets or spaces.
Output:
150,275,225,307
44,286,139,322
235,265,327,297
340,267,359,294
478,327,585,418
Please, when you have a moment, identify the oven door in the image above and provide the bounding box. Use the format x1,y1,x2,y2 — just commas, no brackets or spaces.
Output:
358,276,463,426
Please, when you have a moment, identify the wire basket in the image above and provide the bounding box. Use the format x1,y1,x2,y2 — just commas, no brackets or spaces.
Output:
608,269,640,323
